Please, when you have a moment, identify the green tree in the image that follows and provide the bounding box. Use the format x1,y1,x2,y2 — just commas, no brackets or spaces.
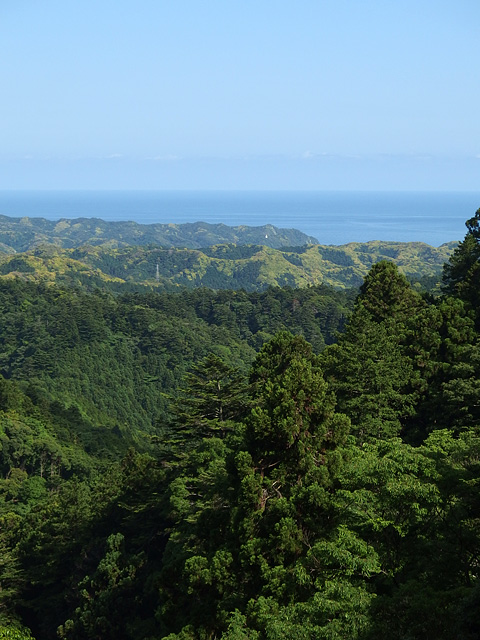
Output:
0,626,35,640
322,304,415,443
57,533,146,640
360,430,480,640
232,334,376,640
358,260,424,323
160,333,379,640
245,332,349,477
171,354,250,443
403,296,480,437
443,208,480,320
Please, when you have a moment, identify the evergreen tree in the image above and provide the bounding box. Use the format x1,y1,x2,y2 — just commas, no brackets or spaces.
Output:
443,208,480,319
360,429,480,640
171,354,250,443
229,333,375,639
159,333,379,640
322,262,422,443
245,332,348,477
358,260,424,323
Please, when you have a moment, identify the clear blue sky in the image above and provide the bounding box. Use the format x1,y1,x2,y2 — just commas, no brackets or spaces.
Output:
1,0,479,189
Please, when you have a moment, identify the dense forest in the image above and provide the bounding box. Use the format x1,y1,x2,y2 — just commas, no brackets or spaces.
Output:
0,211,480,639
0,238,453,292
0,213,454,291
0,216,318,252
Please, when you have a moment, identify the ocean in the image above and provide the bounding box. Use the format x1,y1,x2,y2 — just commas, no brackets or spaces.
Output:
0,190,479,247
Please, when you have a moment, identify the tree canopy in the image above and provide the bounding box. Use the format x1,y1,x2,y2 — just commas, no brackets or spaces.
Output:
1,210,480,639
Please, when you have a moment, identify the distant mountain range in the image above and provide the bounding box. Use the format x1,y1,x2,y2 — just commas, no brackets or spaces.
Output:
0,213,455,292
0,214,318,252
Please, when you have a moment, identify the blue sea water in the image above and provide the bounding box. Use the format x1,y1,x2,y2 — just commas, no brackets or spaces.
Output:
0,190,479,247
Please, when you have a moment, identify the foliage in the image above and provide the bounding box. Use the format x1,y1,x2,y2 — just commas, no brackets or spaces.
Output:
0,627,35,640
0,240,452,292
0,280,352,441
0,216,317,252
0,209,479,640
443,207,480,327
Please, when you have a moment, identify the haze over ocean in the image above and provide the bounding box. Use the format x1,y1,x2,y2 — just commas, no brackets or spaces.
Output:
0,191,478,247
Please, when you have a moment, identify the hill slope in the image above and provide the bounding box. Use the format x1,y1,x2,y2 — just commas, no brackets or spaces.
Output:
0,215,318,251
0,240,455,291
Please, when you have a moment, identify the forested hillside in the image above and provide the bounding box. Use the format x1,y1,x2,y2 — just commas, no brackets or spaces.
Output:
0,215,317,251
0,211,479,640
0,281,351,440
0,239,453,291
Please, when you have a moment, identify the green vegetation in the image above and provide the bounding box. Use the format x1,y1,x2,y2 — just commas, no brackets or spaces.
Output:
0,239,453,292
0,280,351,440
0,210,478,639
0,216,317,251
443,207,480,325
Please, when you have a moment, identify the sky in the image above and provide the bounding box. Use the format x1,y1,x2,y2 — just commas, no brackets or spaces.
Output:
1,0,479,190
